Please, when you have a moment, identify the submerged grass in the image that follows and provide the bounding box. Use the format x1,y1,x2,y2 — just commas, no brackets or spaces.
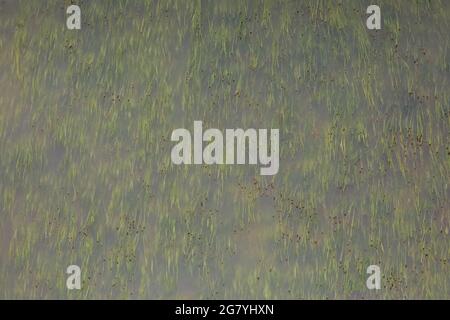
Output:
0,0,449,299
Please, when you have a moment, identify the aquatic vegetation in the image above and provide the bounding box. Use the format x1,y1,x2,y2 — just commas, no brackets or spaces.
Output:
0,0,449,299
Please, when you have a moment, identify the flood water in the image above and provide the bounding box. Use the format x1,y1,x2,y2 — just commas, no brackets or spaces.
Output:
0,0,449,299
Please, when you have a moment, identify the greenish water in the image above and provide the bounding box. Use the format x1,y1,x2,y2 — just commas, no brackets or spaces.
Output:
0,0,449,299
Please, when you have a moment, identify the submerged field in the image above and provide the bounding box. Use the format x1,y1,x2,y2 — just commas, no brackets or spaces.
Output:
0,0,449,299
